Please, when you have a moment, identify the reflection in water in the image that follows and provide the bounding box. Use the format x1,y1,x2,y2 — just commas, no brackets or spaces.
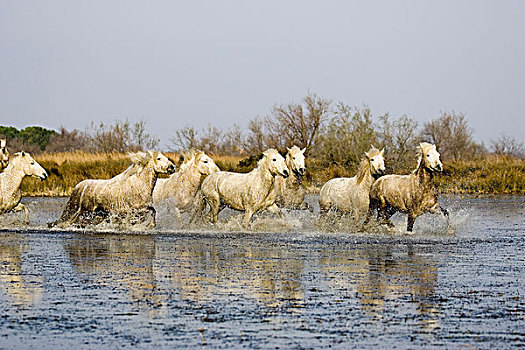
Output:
64,233,441,331
0,234,43,307
320,244,440,332
162,242,305,309
65,235,305,311
65,235,161,312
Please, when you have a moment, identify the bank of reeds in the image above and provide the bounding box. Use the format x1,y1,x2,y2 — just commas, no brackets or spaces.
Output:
17,152,525,196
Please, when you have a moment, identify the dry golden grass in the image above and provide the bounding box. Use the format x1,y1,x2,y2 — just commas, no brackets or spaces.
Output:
436,155,525,194
14,152,525,196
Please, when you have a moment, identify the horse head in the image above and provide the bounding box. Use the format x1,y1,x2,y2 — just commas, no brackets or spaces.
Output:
262,149,289,178
194,151,220,175
15,152,47,180
148,151,175,174
366,145,385,177
286,146,306,177
418,142,443,172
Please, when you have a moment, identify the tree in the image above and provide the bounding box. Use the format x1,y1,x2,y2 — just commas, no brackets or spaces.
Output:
377,114,419,171
0,126,20,139
46,127,89,152
87,119,159,153
318,104,377,165
491,134,524,158
170,126,199,152
420,112,483,161
18,126,57,151
265,93,331,154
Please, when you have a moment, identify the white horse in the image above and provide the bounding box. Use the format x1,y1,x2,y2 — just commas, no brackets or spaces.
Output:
319,146,385,222
200,149,289,227
0,139,9,170
273,146,309,210
153,149,220,225
52,151,174,229
0,152,47,223
364,142,448,232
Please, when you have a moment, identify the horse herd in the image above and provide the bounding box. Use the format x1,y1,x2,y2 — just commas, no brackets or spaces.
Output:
0,142,448,232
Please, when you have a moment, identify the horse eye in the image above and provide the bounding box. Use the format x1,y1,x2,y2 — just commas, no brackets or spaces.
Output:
371,158,374,161
204,160,208,163
293,157,295,160
427,154,430,157
273,158,276,161
31,162,35,165
157,157,161,160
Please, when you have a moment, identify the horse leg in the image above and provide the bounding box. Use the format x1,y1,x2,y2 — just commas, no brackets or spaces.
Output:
242,209,254,228
207,194,221,223
189,196,206,226
267,203,283,219
439,205,449,217
362,199,377,228
12,203,29,224
148,206,156,228
407,213,417,232
173,207,182,226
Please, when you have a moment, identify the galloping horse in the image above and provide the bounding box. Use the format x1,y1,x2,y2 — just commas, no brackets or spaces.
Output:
319,146,385,223
0,152,47,223
0,139,9,170
364,142,448,232
52,151,174,228
274,146,309,210
200,149,289,227
153,149,220,225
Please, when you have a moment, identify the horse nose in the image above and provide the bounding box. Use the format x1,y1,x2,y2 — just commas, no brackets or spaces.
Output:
41,172,48,180
167,164,175,174
299,167,306,175
282,169,289,178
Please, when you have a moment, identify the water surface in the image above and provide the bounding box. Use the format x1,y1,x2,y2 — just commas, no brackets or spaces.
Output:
0,195,524,349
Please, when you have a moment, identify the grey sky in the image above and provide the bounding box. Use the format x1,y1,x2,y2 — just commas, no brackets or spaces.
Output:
1,0,524,147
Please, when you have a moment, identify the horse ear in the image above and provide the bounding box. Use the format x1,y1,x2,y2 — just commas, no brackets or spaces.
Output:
286,147,291,152
380,149,385,156
21,151,25,157
301,148,306,154
365,151,370,158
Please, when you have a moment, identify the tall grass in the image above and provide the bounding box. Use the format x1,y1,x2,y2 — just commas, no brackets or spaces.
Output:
17,152,525,196
436,155,525,194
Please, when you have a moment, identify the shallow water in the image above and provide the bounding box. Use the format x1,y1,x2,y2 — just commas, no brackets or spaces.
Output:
0,195,524,349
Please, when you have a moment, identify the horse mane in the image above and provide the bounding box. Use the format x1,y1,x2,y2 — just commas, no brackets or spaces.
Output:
356,147,380,185
179,149,202,170
412,142,434,173
355,158,370,185
121,151,154,177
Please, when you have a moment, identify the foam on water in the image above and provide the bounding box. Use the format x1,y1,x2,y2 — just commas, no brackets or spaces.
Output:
5,194,520,240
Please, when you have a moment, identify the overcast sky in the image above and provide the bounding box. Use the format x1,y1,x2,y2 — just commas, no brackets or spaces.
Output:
1,0,524,147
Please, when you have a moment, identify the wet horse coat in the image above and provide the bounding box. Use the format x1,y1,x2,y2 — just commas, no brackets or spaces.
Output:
274,146,308,210
153,150,220,225
365,142,448,232
319,146,385,222
53,151,174,228
200,149,289,227
0,152,47,223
